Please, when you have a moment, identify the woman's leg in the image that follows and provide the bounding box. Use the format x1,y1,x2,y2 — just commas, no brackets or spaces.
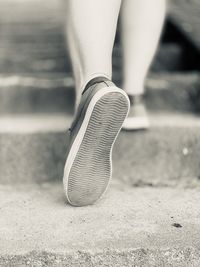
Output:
63,0,130,206
65,0,121,105
121,0,166,96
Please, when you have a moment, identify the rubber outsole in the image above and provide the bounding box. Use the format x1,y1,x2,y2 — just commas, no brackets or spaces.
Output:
63,88,129,207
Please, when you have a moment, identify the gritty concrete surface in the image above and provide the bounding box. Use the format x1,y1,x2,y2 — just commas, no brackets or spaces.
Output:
0,181,200,266
1,113,200,186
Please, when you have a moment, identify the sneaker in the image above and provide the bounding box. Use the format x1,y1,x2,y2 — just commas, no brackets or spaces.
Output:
123,95,150,130
63,77,130,206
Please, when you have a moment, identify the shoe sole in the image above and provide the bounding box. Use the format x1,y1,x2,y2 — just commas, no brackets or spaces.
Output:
63,87,130,207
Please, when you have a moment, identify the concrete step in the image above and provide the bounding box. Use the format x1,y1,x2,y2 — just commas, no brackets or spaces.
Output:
0,73,199,114
169,0,200,53
0,0,63,24
1,112,200,187
0,42,184,74
0,181,200,266
0,0,198,75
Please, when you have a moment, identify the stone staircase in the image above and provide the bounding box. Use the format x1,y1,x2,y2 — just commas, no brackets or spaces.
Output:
0,0,200,266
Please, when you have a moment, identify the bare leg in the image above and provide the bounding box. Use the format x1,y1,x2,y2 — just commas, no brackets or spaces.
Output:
121,0,166,96
63,0,131,206
65,0,121,105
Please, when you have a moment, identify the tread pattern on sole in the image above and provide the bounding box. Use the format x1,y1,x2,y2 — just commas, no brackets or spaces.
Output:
67,92,129,206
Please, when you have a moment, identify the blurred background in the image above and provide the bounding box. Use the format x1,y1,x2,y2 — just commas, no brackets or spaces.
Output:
0,0,200,185
0,0,199,115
